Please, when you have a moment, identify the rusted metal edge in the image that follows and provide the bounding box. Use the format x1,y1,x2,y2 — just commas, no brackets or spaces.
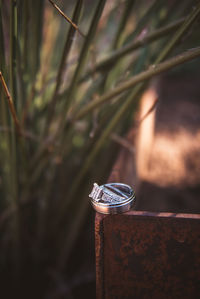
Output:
95,212,107,299
125,210,200,219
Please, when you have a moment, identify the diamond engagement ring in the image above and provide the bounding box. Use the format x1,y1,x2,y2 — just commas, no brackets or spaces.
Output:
89,182,135,214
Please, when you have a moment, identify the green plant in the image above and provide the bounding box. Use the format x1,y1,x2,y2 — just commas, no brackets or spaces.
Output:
0,0,200,297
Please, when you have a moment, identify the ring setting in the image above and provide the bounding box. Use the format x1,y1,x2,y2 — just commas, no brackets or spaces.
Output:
89,182,135,214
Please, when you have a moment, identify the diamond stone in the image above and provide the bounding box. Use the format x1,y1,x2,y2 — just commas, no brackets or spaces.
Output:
89,183,103,202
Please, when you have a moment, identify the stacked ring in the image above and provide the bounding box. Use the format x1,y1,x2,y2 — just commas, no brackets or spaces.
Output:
89,182,135,214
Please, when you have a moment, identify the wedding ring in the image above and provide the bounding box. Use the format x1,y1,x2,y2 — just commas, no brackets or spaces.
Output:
89,182,135,214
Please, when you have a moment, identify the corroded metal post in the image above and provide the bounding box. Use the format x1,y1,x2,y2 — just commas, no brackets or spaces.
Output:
95,211,200,299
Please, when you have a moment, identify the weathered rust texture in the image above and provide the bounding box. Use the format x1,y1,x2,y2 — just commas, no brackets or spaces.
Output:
95,212,107,299
95,211,200,299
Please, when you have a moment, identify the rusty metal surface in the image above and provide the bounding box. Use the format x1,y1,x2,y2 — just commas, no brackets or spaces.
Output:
95,211,200,299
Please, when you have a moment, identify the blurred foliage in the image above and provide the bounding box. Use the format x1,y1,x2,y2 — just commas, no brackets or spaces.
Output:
0,0,200,297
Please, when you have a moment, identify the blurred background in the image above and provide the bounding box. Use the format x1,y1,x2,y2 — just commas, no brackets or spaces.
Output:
0,0,200,298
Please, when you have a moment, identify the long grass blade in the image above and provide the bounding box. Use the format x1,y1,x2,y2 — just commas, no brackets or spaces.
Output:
0,72,22,135
0,0,8,125
28,0,45,80
80,17,185,82
0,0,11,210
10,0,17,106
9,0,20,272
44,0,83,135
155,2,200,63
48,0,85,37
74,46,200,119
122,0,163,45
57,0,106,133
112,0,135,49
0,0,5,73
